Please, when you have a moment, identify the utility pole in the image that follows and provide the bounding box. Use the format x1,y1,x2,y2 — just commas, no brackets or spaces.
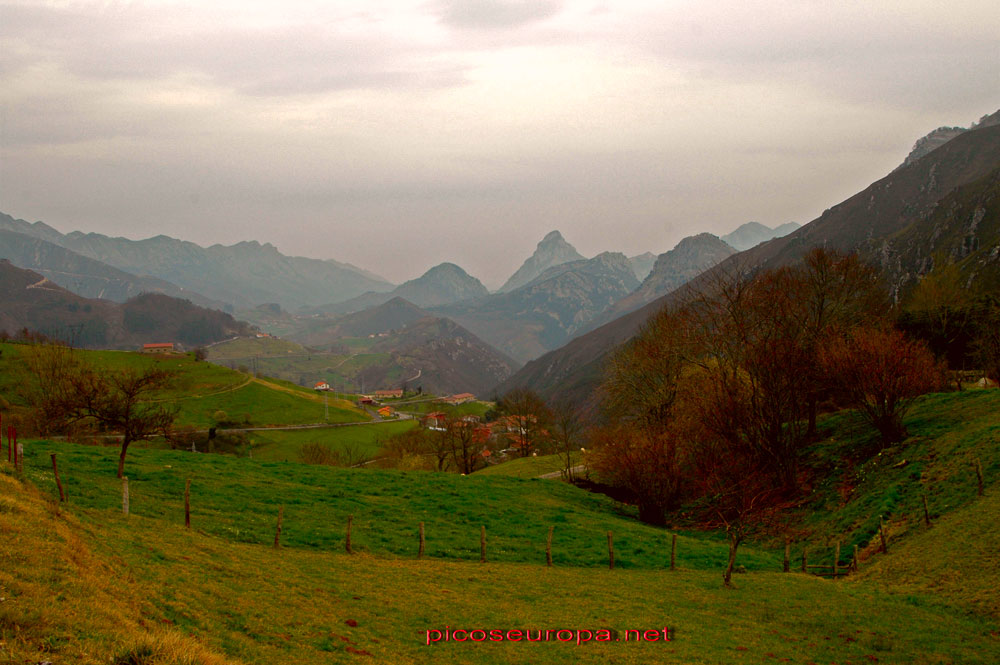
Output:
324,392,329,423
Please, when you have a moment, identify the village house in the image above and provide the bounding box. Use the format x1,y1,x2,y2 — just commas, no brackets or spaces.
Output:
375,389,403,399
141,343,175,354
440,392,475,405
313,381,330,391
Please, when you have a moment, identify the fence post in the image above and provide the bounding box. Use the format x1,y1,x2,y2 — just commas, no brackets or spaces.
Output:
273,506,283,549
480,525,486,563
184,478,191,529
671,533,677,571
122,477,129,515
975,458,983,497
879,516,888,554
852,544,859,572
50,453,66,502
833,541,840,579
15,443,24,472
801,547,807,573
922,494,931,527
546,526,553,567
419,521,425,559
607,531,614,570
346,515,353,554
783,538,790,573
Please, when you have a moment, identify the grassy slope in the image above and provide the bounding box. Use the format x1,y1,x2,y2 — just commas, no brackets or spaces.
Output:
2,467,997,665
18,440,771,571
477,452,581,479
790,389,1000,572
855,482,1000,619
248,420,417,462
0,341,370,428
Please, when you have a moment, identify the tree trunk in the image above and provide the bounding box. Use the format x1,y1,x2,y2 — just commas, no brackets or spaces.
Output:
806,396,818,439
875,417,908,445
723,533,740,588
117,437,131,478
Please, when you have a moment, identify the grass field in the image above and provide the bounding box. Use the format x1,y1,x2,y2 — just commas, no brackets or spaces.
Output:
3,343,1000,664
478,453,582,478
788,388,1000,568
18,439,772,571
248,420,418,462
2,467,998,665
0,342,371,429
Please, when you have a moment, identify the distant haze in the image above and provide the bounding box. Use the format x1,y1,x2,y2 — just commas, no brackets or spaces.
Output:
2,1,997,288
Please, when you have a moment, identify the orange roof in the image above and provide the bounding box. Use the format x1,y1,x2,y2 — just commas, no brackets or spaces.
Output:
142,343,174,349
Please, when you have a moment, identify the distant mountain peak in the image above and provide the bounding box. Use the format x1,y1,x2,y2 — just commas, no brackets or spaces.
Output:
499,230,585,293
721,222,799,251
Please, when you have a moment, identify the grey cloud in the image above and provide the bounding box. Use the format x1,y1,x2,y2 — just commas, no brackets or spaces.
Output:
434,0,563,30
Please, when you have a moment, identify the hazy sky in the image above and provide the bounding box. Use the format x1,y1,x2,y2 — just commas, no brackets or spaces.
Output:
2,1,997,288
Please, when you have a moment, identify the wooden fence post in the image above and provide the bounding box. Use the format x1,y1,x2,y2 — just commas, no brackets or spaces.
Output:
273,506,283,549
783,538,790,573
852,544,859,572
670,533,677,571
607,531,614,570
801,547,807,573
546,526,553,567
15,443,24,472
122,477,129,515
50,453,66,502
975,459,984,497
922,494,931,527
6,425,12,464
418,521,425,559
480,525,486,563
879,516,888,554
346,515,353,554
184,478,191,529
833,541,840,579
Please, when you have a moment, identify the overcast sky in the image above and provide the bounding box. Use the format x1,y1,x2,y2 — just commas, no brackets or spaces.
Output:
2,1,997,288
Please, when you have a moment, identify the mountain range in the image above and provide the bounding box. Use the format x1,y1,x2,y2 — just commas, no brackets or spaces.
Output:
0,260,253,348
720,221,801,251
306,263,489,315
0,214,392,310
435,251,640,362
498,109,1000,412
286,297,519,396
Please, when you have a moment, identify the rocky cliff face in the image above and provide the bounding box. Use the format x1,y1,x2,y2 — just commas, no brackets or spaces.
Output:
498,230,585,293
585,233,737,329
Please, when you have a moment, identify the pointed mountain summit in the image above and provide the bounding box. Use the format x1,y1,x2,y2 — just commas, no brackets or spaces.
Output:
498,230,585,293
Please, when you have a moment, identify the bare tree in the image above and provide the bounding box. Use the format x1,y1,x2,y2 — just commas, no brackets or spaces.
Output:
68,365,178,477
496,387,552,457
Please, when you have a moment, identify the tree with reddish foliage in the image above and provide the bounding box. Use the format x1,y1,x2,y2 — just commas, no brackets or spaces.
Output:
684,393,784,587
796,248,889,435
821,326,943,445
684,265,813,490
